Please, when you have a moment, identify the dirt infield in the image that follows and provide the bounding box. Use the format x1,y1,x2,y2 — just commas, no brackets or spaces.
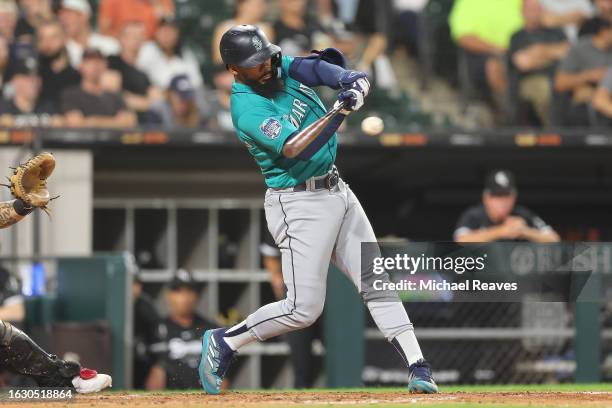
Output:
4,390,612,408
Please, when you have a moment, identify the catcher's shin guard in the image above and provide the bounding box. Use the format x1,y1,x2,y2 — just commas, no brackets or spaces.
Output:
0,320,80,387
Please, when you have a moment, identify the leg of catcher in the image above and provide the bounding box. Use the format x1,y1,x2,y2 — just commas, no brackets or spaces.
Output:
0,320,112,393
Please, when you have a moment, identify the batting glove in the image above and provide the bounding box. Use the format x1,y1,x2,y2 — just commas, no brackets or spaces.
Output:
336,87,365,113
339,70,371,98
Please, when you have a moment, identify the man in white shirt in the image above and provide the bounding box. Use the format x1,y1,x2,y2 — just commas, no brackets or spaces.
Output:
59,0,119,68
136,17,203,90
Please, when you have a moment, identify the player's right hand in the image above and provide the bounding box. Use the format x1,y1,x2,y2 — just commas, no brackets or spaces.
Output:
337,81,370,112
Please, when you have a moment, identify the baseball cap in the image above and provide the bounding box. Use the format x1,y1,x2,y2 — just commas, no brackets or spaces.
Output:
82,47,105,60
12,57,38,76
484,170,517,196
61,0,91,15
168,269,198,291
169,74,195,101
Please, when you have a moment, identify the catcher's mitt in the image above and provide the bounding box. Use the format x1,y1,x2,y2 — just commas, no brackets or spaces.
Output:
8,152,56,210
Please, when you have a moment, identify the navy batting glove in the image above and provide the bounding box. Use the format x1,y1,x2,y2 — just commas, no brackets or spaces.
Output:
336,88,364,112
339,71,371,98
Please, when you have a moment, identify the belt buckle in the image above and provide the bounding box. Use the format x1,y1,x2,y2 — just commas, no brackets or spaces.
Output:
325,173,339,190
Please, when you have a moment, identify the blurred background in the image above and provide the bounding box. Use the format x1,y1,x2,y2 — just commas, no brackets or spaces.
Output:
0,0,611,391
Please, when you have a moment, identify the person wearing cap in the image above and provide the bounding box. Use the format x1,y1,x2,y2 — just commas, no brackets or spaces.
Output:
13,0,54,43
136,16,203,91
107,21,163,124
59,0,119,68
145,270,216,390
61,47,136,128
36,19,82,105
454,170,560,243
0,57,60,127
150,74,208,127
97,0,175,40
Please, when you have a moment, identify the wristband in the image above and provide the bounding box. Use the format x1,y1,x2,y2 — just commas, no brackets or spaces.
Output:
13,199,33,216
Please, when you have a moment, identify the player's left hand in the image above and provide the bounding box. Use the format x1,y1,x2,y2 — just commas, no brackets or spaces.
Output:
339,70,371,98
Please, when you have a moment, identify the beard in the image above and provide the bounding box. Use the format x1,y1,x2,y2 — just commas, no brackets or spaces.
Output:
39,49,64,65
245,76,284,98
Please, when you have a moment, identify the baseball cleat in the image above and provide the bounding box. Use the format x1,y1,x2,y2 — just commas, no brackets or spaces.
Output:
408,359,438,394
71,368,112,393
198,328,235,394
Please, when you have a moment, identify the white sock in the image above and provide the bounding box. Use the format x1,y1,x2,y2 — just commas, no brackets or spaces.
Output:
393,329,424,366
223,321,257,351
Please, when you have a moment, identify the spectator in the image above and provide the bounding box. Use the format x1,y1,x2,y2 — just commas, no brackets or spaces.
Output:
579,0,612,36
538,0,592,42
391,0,428,59
591,65,612,124
0,265,24,323
0,0,17,43
317,0,396,86
211,0,274,66
508,0,570,126
36,19,80,105
0,57,60,127
107,21,163,123
132,274,161,390
61,48,136,128
59,0,119,68
98,0,175,40
0,0,25,84
449,0,524,103
14,0,55,43
274,0,325,57
454,170,560,243
136,16,202,90
554,17,612,126
145,271,215,390
594,0,612,21
151,74,207,128
0,35,8,88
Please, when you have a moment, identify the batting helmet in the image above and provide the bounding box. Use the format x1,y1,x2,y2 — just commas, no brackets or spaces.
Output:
220,25,281,68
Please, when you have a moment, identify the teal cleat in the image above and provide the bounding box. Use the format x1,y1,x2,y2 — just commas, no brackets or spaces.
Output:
408,359,439,394
198,328,235,394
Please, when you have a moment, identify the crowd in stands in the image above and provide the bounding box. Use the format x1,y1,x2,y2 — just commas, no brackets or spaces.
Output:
450,0,612,126
1,0,611,130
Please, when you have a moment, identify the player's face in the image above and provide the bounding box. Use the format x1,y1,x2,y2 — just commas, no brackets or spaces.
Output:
483,193,516,223
232,58,274,85
231,57,283,97
167,287,199,317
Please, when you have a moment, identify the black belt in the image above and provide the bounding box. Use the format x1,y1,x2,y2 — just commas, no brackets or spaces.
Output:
276,168,340,192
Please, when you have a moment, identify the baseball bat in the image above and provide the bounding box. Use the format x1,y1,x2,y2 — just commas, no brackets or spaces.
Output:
282,102,347,159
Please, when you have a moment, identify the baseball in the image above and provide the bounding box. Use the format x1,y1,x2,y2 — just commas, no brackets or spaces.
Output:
361,116,385,136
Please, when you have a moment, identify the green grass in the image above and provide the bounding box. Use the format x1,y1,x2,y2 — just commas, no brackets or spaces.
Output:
225,384,612,393
437,383,612,393
120,384,612,393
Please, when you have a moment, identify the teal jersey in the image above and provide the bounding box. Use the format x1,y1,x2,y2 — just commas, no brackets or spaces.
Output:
230,55,337,188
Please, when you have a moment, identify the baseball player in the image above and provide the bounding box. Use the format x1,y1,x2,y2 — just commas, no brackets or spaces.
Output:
198,25,437,394
0,153,112,393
